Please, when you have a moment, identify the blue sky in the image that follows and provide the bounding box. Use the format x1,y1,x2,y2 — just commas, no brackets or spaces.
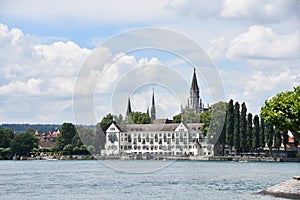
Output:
0,0,299,124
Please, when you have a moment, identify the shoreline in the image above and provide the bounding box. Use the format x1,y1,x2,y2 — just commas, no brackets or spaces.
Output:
4,155,300,162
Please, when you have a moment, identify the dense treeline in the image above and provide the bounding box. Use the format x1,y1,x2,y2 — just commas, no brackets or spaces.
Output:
0,124,61,133
171,98,298,156
0,123,101,159
214,99,298,156
0,128,38,159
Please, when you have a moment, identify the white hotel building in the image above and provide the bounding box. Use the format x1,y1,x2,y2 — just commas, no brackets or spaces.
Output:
104,121,215,157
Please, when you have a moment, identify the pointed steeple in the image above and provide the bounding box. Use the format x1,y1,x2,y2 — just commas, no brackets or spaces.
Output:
185,67,201,114
146,106,149,116
126,97,132,119
150,87,156,122
191,67,199,93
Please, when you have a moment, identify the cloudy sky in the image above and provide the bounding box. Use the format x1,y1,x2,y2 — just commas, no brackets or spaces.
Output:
0,0,299,124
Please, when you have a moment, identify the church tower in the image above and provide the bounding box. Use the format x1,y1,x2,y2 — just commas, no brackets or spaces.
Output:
125,97,132,119
150,88,156,122
183,68,204,114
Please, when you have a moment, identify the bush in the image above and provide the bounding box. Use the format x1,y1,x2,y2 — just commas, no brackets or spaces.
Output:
63,144,73,155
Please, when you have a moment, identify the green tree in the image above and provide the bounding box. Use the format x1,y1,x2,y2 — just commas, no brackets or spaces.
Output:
252,115,260,151
246,113,253,152
226,99,234,151
233,102,240,154
274,128,282,156
261,86,300,139
207,101,227,145
63,144,73,155
56,123,77,151
182,111,199,123
0,147,12,160
71,131,83,148
294,136,299,148
0,128,14,148
219,113,227,155
98,113,114,131
260,118,265,148
129,112,151,124
77,127,106,154
198,111,211,137
172,113,182,123
114,114,123,124
266,122,274,156
240,102,247,152
282,131,289,152
10,130,38,157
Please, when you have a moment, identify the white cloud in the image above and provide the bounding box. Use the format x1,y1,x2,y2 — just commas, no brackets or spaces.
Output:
0,22,92,123
0,0,173,24
226,25,300,60
221,0,299,21
166,0,223,18
0,23,91,97
206,36,228,61
0,78,42,95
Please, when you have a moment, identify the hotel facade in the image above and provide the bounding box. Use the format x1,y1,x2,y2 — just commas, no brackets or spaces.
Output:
104,121,215,157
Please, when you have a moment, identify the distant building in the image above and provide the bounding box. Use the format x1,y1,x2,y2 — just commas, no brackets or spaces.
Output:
104,121,215,157
181,68,208,114
35,129,60,148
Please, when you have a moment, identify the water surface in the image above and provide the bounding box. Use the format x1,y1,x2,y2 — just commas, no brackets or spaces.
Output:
0,160,298,200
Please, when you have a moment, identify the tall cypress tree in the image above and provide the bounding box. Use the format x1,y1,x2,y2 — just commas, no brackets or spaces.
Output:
274,128,282,155
282,130,289,152
233,102,240,154
246,113,253,152
240,102,247,152
252,115,260,151
260,118,265,148
266,123,274,156
226,99,234,151
219,111,227,155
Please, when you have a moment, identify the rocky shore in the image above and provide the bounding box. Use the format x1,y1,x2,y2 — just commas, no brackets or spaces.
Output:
258,176,300,199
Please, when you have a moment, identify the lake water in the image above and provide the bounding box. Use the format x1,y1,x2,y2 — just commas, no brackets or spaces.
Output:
0,160,299,200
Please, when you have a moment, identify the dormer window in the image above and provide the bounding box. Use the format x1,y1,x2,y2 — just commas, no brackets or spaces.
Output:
110,127,115,131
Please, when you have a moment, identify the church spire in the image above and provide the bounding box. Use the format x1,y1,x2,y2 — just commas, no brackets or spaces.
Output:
184,67,201,114
191,67,199,93
150,87,156,122
126,97,132,119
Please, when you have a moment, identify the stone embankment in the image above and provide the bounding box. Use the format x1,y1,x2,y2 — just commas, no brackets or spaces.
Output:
258,176,300,199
